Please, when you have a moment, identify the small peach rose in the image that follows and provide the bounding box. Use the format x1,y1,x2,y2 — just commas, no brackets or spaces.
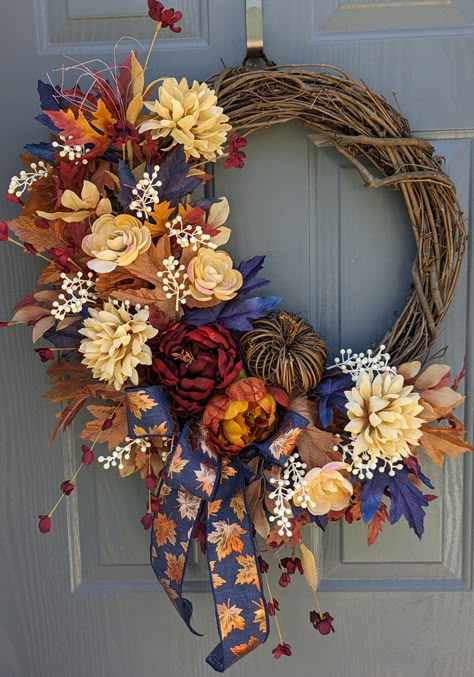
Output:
293,462,353,516
82,213,151,273
187,248,242,302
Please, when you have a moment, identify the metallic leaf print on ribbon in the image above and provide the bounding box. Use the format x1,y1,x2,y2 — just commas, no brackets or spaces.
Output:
125,384,179,437
126,392,308,672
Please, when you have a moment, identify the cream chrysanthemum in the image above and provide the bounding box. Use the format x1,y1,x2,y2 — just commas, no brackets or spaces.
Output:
79,300,158,390
344,371,424,473
139,78,231,161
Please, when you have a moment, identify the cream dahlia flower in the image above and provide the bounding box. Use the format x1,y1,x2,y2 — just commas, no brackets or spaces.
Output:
293,462,353,516
187,248,242,302
79,300,158,390
139,78,231,161
344,371,424,467
82,214,151,273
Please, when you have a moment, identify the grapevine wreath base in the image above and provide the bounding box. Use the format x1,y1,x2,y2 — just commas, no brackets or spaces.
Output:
1,5,471,672
211,64,467,363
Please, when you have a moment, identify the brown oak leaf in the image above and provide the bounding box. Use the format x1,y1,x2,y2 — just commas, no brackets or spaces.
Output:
297,424,341,468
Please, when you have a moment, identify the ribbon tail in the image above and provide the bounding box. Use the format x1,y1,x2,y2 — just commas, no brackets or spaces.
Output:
205,459,269,672
150,480,204,637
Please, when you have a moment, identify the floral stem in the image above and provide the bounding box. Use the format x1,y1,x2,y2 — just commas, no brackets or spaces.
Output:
127,141,134,170
8,237,52,264
47,400,124,519
144,22,162,71
312,589,323,616
262,570,284,645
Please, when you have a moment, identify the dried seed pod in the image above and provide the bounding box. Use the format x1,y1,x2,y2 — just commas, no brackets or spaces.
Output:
240,312,328,394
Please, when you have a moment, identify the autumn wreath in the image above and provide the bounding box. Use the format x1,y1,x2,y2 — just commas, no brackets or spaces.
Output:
1,3,471,672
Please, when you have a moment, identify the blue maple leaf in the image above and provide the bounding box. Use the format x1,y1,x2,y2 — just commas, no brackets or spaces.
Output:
359,466,432,538
312,372,353,428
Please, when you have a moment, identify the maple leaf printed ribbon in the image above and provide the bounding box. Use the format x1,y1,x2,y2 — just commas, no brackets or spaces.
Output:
125,385,308,672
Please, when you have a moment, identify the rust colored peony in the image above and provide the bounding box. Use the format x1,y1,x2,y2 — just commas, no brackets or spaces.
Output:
82,213,151,273
152,323,242,417
293,462,353,516
202,377,279,454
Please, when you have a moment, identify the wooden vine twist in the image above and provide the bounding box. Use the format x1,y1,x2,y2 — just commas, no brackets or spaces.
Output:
210,64,467,365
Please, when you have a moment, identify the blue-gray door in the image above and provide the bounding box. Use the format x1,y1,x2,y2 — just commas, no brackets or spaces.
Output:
0,2,473,676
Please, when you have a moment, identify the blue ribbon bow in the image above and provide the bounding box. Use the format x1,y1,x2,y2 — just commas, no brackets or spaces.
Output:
125,385,308,672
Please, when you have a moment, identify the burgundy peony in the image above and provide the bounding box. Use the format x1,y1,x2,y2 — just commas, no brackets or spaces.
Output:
152,323,242,416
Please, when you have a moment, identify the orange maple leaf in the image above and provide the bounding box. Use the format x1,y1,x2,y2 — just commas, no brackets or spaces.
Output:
168,444,189,477
144,201,174,236
367,502,389,546
79,404,128,451
195,463,217,496
217,600,245,639
126,389,158,419
209,561,227,589
208,499,223,517
176,487,201,520
235,555,260,591
47,100,116,157
252,599,267,633
207,521,247,560
269,425,303,460
165,552,185,584
230,489,246,522
153,512,177,547
159,577,178,601
230,637,260,659
419,415,473,466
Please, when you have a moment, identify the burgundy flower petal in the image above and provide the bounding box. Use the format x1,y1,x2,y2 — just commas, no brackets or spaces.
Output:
34,348,55,362
38,514,51,533
272,642,292,659
310,610,335,635
0,221,8,241
152,323,242,416
278,572,291,588
145,472,157,490
81,445,94,465
60,480,75,496
141,512,153,529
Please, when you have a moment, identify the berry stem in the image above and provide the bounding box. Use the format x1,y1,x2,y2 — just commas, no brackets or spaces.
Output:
262,570,284,645
144,22,162,71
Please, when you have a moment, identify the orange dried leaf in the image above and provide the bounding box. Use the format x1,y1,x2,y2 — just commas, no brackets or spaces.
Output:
367,502,389,546
8,215,62,251
79,404,128,451
144,201,174,236
419,416,473,466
